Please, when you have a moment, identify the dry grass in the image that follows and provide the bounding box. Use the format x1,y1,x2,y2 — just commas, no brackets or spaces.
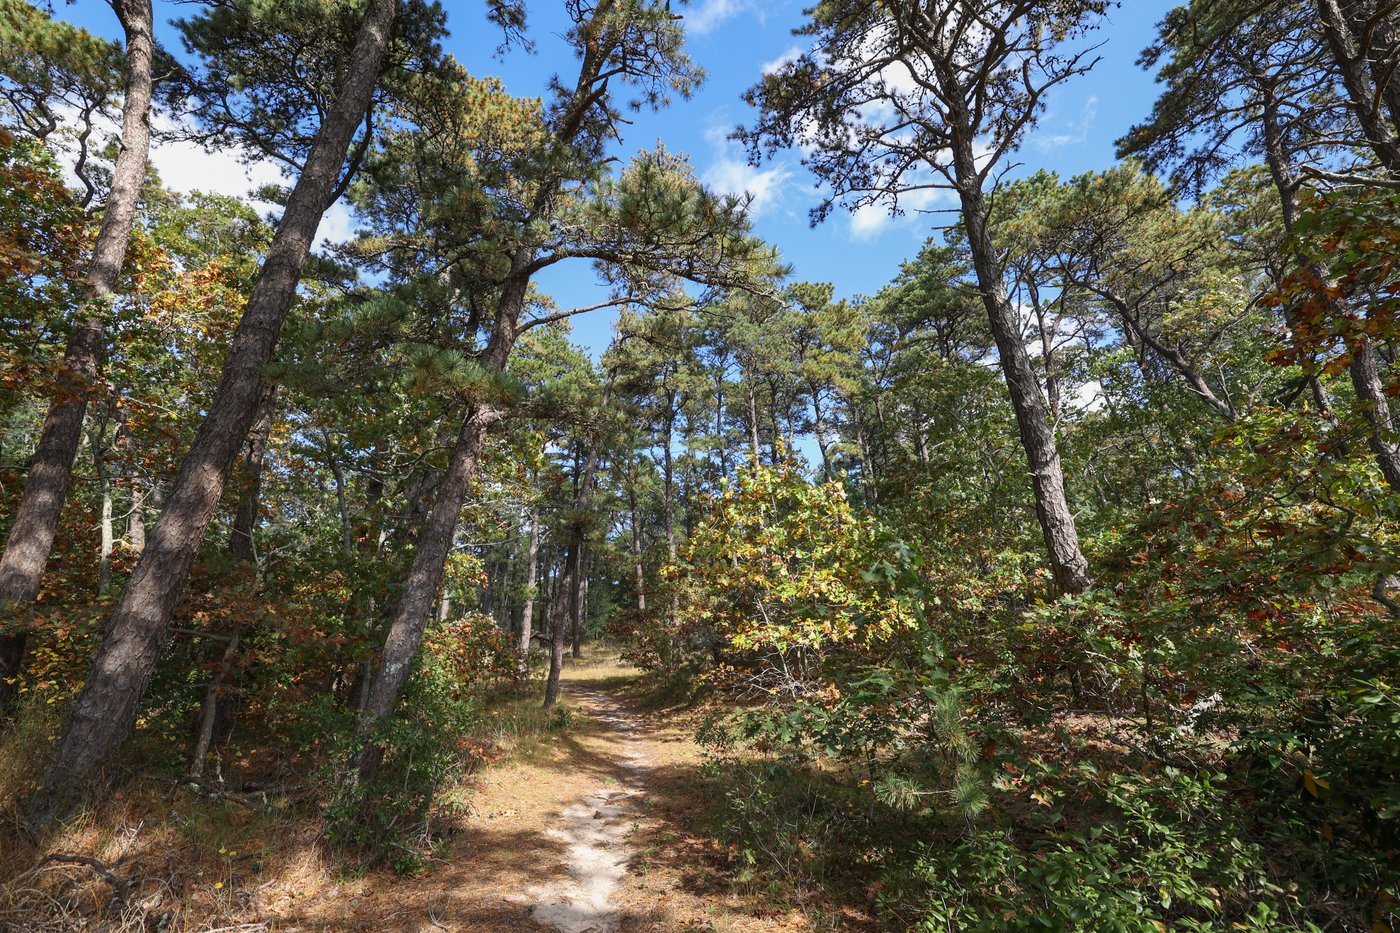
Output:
0,648,863,932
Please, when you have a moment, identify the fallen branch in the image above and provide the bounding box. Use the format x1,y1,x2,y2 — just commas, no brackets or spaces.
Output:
37,854,131,903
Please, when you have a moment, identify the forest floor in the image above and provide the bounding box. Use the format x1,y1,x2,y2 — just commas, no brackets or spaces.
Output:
1,651,860,932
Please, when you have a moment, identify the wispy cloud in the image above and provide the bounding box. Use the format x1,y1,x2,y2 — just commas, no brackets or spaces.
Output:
684,0,764,35
761,45,804,75
1034,95,1099,152
700,123,791,219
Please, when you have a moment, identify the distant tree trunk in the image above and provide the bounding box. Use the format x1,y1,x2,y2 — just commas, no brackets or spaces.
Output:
92,416,116,597
1258,97,1400,491
518,504,540,675
125,411,147,554
544,544,578,709
571,543,589,658
0,0,155,711
187,629,239,782
188,382,274,781
745,377,762,461
229,384,277,565
544,381,611,707
629,485,645,614
954,133,1091,596
23,0,397,831
811,387,832,477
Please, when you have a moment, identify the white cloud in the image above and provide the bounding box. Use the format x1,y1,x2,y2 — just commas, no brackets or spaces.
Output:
849,202,894,239
700,123,791,219
684,0,763,35
761,45,804,75
148,123,285,205
1034,95,1099,152
147,116,359,249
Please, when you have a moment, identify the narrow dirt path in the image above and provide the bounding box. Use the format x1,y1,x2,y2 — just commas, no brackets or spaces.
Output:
512,684,651,932
313,654,826,931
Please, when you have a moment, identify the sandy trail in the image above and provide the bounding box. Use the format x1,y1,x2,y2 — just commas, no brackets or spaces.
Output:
513,685,651,933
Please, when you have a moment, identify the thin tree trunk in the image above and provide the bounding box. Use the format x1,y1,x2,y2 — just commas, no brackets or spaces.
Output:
571,542,589,659
629,485,645,614
126,481,146,551
0,0,154,709
187,628,239,782
23,0,396,831
188,380,274,780
518,504,540,674
544,551,575,709
745,377,762,461
92,419,115,597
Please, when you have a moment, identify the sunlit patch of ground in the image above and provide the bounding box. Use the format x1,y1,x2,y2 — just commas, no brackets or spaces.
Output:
0,648,868,931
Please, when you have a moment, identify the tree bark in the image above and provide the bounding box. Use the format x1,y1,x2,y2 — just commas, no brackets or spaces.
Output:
0,0,155,710
517,504,540,675
354,404,498,781
1316,0,1400,172
953,131,1091,596
1258,94,1400,490
571,542,589,658
543,552,575,709
23,0,397,832
629,484,646,614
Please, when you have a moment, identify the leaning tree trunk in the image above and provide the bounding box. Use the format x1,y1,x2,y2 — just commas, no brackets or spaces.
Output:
23,0,397,833
354,405,499,781
954,133,1091,596
0,0,155,711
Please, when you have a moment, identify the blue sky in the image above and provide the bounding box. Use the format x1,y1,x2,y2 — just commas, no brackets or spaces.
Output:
61,0,1179,357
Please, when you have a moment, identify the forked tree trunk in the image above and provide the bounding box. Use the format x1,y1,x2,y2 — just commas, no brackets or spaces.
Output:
0,0,155,711
23,0,397,832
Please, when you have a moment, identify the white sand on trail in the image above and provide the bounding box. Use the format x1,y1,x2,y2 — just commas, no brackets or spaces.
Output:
510,686,652,933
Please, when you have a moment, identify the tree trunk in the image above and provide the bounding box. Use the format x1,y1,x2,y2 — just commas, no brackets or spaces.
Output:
1316,0,1400,172
544,544,578,709
1258,96,1400,490
187,628,239,782
354,405,498,781
229,383,277,565
629,485,646,614
745,377,762,462
953,134,1091,596
1350,338,1400,490
93,421,115,597
0,0,155,710
126,474,146,554
23,0,397,832
518,504,540,674
571,542,589,658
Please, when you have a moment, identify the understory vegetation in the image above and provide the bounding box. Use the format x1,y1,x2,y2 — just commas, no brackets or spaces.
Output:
2,0,1400,930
